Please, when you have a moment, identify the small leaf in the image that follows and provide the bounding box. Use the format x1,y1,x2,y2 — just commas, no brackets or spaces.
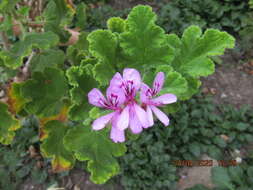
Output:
189,142,201,157
228,166,244,186
107,17,125,33
211,167,234,189
76,3,87,30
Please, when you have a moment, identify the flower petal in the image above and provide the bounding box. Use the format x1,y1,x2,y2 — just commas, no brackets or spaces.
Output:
140,83,152,103
110,72,123,89
134,103,149,128
92,112,114,130
111,113,125,143
153,72,165,95
106,85,125,107
110,126,125,143
123,68,141,90
88,88,106,108
117,106,129,130
150,105,170,126
129,106,143,133
146,105,154,127
152,94,177,105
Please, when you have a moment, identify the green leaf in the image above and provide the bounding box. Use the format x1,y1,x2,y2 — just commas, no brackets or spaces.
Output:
171,25,235,77
66,32,89,65
6,82,27,115
64,125,127,184
92,61,115,86
207,145,223,159
186,184,210,190
236,122,249,131
158,65,187,98
87,30,119,86
211,167,235,190
66,63,98,121
41,120,75,172
76,3,87,30
189,142,201,157
88,29,118,65
247,166,253,178
30,49,65,73
0,32,59,69
228,166,244,186
0,0,21,13
120,5,174,70
107,17,126,33
43,0,74,43
21,68,68,117
143,65,187,99
0,102,20,145
213,136,227,148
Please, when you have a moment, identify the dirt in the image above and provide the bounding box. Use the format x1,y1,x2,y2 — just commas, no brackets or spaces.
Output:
201,50,253,108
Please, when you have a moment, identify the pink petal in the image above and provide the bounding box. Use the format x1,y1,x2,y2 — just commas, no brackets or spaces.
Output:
134,103,149,128
117,106,129,130
88,88,107,108
92,112,114,130
140,83,152,103
153,72,165,95
106,85,126,107
129,106,143,133
146,105,154,127
111,113,125,143
123,68,141,90
150,105,170,126
110,126,125,143
110,72,123,88
152,94,177,105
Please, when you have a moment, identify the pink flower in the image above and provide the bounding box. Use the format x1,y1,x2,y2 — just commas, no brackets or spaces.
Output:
140,72,177,126
88,85,126,143
110,68,149,134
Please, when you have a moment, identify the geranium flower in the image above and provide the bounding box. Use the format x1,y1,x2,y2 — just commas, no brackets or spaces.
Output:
88,85,126,143
110,68,149,134
140,72,177,126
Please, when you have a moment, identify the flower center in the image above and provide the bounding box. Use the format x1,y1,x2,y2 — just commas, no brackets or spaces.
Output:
109,93,119,107
152,82,160,95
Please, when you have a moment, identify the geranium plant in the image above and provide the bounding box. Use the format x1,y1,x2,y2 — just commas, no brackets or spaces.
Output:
0,0,235,184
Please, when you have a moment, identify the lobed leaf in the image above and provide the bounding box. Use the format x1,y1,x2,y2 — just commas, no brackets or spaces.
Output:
21,68,68,117
0,102,20,145
30,49,65,73
120,5,174,70
66,63,98,121
6,83,27,115
64,125,127,184
0,32,59,69
41,120,75,172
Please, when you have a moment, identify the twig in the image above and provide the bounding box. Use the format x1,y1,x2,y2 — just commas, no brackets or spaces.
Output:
23,50,35,74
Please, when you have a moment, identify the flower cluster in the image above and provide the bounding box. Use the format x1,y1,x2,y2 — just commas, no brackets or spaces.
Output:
88,68,177,143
